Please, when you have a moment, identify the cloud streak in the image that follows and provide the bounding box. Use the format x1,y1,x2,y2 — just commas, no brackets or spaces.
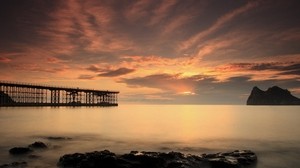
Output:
98,68,135,77
0,57,11,63
219,62,300,75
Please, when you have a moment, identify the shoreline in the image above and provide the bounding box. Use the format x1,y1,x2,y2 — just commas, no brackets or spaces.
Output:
2,138,257,168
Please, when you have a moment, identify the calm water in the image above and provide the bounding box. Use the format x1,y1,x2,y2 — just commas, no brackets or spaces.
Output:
0,105,299,167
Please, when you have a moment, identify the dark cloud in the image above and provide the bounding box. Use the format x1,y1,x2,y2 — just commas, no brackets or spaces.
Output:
121,73,176,88
227,62,300,76
78,74,95,80
250,63,300,71
0,57,11,63
279,70,300,75
98,68,135,77
120,73,212,91
0,0,57,48
86,65,104,72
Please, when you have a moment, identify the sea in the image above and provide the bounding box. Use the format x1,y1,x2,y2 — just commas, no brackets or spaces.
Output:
0,105,299,168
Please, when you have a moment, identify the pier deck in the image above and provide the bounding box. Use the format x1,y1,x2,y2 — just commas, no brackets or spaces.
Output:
0,81,119,106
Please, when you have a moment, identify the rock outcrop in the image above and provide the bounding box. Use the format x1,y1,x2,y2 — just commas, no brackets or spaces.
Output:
9,147,32,155
28,141,47,149
0,162,27,168
247,86,300,105
57,150,257,168
9,141,47,155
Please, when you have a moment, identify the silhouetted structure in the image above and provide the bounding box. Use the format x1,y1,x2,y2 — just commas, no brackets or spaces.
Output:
0,81,119,106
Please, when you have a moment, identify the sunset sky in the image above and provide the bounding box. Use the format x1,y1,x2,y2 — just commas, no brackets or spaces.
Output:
1,0,300,104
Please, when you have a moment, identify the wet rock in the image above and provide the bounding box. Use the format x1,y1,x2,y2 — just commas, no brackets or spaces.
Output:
0,161,27,168
28,141,47,149
58,150,119,168
202,150,257,168
57,150,257,168
9,147,32,155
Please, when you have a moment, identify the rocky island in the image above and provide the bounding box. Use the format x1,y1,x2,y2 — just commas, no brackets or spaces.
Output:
247,86,300,105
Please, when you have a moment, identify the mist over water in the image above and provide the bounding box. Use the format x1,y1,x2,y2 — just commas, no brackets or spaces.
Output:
0,105,299,167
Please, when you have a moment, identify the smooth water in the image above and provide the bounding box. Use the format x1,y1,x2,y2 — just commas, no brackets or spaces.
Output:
0,105,299,167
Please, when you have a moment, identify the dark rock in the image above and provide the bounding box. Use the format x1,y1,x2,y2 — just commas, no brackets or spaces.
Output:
57,150,257,168
28,141,47,149
9,147,32,155
28,154,41,159
247,86,300,105
0,91,15,105
46,136,72,140
0,161,27,168
202,150,257,168
58,150,119,168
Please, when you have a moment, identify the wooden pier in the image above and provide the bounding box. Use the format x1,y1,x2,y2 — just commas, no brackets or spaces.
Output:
0,81,119,106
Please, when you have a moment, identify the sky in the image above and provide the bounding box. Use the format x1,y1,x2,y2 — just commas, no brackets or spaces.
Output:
0,0,300,104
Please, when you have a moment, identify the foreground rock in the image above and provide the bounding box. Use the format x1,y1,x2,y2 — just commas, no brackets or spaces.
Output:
9,147,32,155
247,86,300,105
0,162,27,168
9,141,47,155
58,150,257,168
28,141,47,149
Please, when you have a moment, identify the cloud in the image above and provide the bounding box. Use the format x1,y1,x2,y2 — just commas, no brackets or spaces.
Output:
180,1,259,51
86,65,105,72
0,57,11,63
162,14,193,34
279,70,300,75
148,0,178,26
120,73,215,93
221,62,300,75
47,57,66,64
14,63,66,74
98,68,135,77
124,0,156,22
78,74,95,80
250,63,300,71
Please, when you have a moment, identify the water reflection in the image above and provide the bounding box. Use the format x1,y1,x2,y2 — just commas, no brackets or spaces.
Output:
0,105,300,167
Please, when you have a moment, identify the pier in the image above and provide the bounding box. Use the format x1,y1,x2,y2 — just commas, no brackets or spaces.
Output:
0,81,119,106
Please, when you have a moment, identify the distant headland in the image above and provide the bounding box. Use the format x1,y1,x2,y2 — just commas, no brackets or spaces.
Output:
247,86,300,105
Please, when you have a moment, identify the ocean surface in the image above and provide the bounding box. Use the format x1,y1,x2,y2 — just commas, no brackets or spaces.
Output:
0,105,299,167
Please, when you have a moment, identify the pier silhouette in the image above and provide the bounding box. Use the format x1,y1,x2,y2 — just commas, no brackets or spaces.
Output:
0,81,119,106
